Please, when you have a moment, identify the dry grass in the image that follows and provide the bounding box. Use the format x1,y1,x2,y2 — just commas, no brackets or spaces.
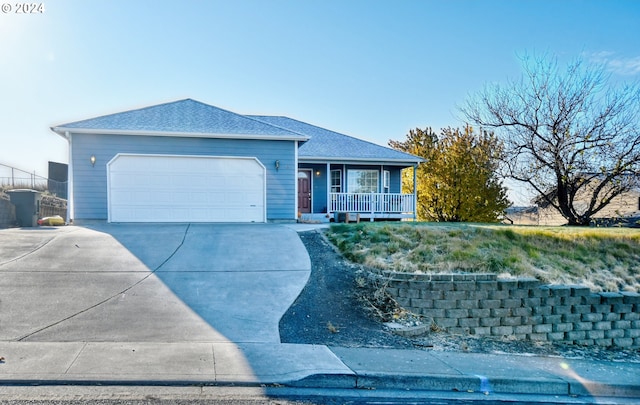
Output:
326,222,640,292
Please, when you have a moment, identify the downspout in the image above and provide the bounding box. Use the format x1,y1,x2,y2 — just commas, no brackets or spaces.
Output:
66,131,74,224
413,164,417,221
378,164,384,222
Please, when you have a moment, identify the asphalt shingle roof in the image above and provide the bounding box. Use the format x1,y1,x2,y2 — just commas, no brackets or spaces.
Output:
53,99,420,164
248,115,421,164
53,99,307,140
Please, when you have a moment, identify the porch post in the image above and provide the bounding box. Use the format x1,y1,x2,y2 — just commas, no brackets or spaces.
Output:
413,165,418,221
326,162,330,215
294,141,299,221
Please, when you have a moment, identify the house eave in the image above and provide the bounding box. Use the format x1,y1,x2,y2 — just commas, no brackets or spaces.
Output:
50,126,310,142
51,127,71,140
299,156,423,166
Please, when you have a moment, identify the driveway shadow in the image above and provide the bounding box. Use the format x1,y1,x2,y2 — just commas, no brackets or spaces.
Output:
85,223,312,343
0,223,310,344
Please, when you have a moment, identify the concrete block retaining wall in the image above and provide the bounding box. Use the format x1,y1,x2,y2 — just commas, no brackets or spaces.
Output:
375,271,640,348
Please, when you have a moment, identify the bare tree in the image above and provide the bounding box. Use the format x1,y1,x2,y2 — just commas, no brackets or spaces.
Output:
461,55,640,225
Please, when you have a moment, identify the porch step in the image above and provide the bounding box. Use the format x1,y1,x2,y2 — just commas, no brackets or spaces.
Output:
298,213,331,224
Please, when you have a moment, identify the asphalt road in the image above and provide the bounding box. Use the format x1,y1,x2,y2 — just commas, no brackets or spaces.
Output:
0,385,626,405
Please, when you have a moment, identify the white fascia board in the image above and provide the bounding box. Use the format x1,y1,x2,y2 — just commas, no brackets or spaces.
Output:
299,157,423,166
50,127,309,142
51,127,72,140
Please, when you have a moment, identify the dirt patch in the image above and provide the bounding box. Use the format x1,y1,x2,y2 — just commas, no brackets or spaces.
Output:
279,230,413,348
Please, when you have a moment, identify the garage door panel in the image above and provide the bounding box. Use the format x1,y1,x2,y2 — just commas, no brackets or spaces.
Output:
228,177,263,190
202,177,225,188
223,207,263,222
108,155,265,223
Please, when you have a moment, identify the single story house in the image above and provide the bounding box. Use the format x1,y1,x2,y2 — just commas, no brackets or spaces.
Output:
52,99,421,223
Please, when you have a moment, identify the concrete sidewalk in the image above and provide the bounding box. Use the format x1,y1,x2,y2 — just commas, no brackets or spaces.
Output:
331,347,640,399
0,341,639,401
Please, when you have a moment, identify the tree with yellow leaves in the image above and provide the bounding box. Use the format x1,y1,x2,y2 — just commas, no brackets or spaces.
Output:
390,125,509,222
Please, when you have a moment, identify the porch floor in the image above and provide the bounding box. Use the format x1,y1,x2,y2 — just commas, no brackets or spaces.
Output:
299,212,414,223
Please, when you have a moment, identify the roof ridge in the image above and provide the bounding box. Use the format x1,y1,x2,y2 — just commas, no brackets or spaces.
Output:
52,100,309,140
52,98,196,128
54,98,259,128
247,115,312,138
248,115,419,160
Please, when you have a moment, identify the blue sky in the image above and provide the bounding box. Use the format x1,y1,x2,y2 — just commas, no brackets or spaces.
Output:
1,0,639,204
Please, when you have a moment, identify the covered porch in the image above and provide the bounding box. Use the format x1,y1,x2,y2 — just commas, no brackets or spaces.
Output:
297,162,417,222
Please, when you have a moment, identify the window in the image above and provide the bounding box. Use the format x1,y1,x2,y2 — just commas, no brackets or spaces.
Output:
383,170,390,193
331,170,342,193
347,170,378,193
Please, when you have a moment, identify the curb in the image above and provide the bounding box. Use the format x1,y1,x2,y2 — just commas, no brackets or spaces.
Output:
290,373,567,395
2,373,640,400
288,372,640,399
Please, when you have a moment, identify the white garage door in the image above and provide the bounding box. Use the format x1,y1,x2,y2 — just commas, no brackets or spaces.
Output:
107,154,265,223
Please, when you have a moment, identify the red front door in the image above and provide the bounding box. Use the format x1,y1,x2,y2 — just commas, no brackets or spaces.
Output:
298,170,311,214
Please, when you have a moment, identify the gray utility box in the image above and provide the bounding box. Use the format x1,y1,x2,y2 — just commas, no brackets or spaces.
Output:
334,212,360,223
7,189,42,227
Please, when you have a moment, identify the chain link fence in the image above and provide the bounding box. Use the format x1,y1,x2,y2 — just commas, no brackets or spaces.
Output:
0,163,68,226
0,163,67,198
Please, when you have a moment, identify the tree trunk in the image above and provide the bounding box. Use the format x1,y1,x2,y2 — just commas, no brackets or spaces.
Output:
566,216,591,226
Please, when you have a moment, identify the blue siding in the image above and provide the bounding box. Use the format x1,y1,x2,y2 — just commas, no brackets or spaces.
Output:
389,167,403,193
313,168,328,213
70,133,296,221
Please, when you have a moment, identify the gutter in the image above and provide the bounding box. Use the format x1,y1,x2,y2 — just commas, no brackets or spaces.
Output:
50,127,309,142
51,127,71,140
299,157,424,165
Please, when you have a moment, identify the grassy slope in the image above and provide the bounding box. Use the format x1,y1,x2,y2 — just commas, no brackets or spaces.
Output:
326,222,640,292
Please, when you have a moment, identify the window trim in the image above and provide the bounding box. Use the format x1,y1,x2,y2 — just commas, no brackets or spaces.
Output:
383,170,390,193
330,169,342,193
347,169,379,193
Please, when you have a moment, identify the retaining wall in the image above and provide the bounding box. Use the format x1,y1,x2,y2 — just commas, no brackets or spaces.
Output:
376,271,640,348
0,195,15,228
0,193,67,228
40,194,67,220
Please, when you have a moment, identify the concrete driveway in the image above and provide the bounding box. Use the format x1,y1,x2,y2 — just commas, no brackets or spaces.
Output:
0,223,311,344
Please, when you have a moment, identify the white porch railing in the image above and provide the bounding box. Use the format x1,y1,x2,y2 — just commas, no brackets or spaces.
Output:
330,193,415,215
